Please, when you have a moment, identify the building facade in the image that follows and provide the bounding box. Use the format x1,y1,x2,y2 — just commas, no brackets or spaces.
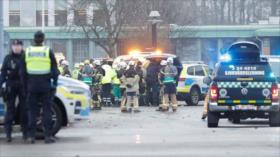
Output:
2,0,280,68
3,0,107,66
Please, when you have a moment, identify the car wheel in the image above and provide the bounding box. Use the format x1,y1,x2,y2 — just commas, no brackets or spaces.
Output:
269,111,280,127
207,111,219,128
36,102,63,139
186,87,200,106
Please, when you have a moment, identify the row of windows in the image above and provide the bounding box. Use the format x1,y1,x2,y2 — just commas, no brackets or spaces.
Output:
9,10,86,27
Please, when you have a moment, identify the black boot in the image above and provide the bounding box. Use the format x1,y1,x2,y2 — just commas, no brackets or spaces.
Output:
27,137,35,144
6,134,12,143
45,136,56,144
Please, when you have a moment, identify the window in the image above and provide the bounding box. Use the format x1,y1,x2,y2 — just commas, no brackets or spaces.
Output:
187,66,195,75
55,10,67,26
194,65,205,76
94,10,106,26
9,11,20,26
73,40,89,63
55,0,67,26
74,10,87,26
36,0,48,26
9,0,20,26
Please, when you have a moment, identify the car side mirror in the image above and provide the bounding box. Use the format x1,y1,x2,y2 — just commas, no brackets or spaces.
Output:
203,76,212,85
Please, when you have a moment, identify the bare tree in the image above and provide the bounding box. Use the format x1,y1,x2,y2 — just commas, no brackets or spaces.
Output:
68,0,128,58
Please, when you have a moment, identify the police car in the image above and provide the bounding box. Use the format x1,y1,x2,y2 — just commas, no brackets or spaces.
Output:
0,76,91,137
177,62,209,105
205,41,280,127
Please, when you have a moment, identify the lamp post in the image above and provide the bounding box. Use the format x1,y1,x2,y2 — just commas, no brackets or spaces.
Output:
149,11,161,50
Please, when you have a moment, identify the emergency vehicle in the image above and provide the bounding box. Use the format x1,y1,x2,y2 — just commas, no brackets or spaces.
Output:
205,41,280,127
176,62,209,105
0,76,91,137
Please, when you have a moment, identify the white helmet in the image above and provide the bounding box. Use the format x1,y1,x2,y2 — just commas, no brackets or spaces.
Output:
128,61,135,66
119,62,127,69
61,60,69,66
160,60,167,66
94,60,101,66
167,57,173,64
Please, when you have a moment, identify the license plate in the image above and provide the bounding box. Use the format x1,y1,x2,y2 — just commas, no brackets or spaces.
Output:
233,105,257,110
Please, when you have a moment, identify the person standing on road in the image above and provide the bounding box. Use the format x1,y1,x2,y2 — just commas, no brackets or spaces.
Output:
146,59,161,106
0,40,28,142
21,31,59,144
123,61,140,113
71,63,80,80
101,61,114,106
159,58,178,112
61,60,71,77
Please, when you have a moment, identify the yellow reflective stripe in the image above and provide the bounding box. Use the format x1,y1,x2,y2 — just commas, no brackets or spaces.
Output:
248,100,256,104
177,86,190,93
218,100,226,103
233,100,240,103
264,100,272,103
57,87,90,109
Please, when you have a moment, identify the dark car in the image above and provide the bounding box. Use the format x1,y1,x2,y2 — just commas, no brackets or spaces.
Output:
206,41,280,127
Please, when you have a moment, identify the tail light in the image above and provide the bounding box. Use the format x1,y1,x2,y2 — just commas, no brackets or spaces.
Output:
272,85,279,102
210,85,218,102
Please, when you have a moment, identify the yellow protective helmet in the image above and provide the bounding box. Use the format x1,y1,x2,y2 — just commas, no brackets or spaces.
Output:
79,62,84,66
84,60,90,64
74,63,79,68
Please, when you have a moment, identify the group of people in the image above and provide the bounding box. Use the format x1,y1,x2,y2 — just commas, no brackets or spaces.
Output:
0,31,59,144
58,54,181,113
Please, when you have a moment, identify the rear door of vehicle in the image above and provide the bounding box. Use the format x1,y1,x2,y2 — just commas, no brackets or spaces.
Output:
215,62,274,106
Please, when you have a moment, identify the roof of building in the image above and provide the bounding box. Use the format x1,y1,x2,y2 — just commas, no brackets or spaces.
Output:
169,24,280,38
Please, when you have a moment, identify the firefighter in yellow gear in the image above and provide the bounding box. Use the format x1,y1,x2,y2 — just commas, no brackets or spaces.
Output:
72,63,80,79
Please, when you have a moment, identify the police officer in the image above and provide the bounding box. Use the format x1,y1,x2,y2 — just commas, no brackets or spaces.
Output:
21,31,59,144
0,40,28,142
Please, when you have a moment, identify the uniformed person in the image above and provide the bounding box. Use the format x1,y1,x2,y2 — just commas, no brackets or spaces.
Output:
0,40,28,142
61,60,71,77
101,61,114,106
21,31,59,144
71,63,80,79
159,58,178,112
92,60,105,110
123,61,140,113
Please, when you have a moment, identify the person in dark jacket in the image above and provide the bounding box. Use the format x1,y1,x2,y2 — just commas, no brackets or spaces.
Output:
145,59,161,106
21,31,59,144
0,40,28,142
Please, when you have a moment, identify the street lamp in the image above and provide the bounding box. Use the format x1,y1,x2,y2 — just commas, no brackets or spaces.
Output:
149,11,161,50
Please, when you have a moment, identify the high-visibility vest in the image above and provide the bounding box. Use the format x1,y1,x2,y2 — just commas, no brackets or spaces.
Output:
72,69,80,79
58,67,63,74
101,65,113,84
25,46,51,75
112,70,120,85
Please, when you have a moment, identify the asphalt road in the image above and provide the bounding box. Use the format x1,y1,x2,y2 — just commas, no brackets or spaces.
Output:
0,103,279,157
